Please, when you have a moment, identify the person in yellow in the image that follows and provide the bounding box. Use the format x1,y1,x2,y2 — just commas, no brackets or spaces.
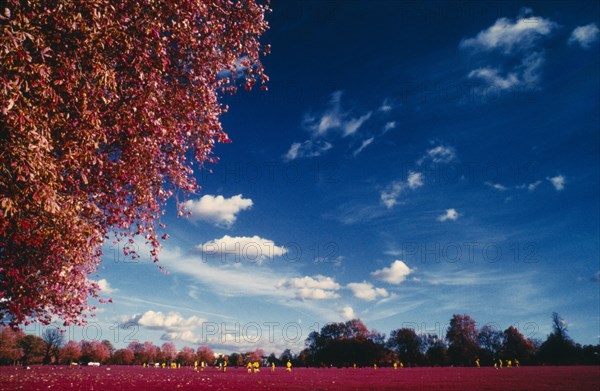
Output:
194,361,198,372
373,363,377,370
507,360,512,368
514,358,520,368
201,361,205,371
223,361,228,373
399,361,404,368
271,362,275,372
247,361,253,373
253,361,260,373
353,363,356,369
286,360,292,372
475,358,480,368
393,362,398,370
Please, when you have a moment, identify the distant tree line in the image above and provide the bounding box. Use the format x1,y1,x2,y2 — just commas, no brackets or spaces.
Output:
1,313,598,367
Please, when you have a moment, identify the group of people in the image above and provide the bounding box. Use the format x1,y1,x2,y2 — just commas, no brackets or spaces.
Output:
474,358,520,368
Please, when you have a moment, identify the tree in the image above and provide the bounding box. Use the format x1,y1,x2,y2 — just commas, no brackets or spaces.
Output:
59,341,81,364
229,352,243,367
279,348,293,364
387,328,424,366
0,326,23,364
477,325,504,365
18,334,45,365
538,312,576,365
446,314,479,366
112,348,134,365
160,342,177,364
176,346,195,366
80,340,110,364
41,327,64,364
0,0,270,327
502,326,535,364
196,346,214,365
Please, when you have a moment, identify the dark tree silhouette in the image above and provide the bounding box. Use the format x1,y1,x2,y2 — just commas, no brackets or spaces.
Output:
446,314,479,366
41,328,64,364
538,312,576,365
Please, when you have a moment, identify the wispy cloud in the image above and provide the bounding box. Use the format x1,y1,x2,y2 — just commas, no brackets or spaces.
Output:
285,91,373,160
460,10,556,94
460,11,556,54
183,195,253,228
485,182,508,191
353,137,375,157
417,145,457,165
380,171,424,208
284,139,332,161
568,23,600,49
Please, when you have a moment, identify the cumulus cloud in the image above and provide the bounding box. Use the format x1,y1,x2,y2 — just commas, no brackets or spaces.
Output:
548,175,565,191
96,278,116,294
380,171,424,209
438,208,459,222
407,171,424,189
129,310,205,332
339,306,356,320
371,260,413,284
183,194,253,227
347,281,389,302
197,235,287,263
568,23,600,49
277,275,341,301
161,330,200,344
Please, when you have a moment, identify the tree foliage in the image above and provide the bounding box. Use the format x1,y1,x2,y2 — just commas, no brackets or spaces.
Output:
0,0,269,326
446,314,479,366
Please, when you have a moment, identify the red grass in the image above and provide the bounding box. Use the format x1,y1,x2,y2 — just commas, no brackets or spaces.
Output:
1,366,598,390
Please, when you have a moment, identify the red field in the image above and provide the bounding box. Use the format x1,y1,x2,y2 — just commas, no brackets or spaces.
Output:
0,366,598,390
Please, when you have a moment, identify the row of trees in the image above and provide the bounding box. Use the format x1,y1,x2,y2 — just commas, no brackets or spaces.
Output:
297,313,599,367
1,313,598,367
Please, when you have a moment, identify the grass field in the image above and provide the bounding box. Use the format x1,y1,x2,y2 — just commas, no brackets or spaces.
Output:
1,365,598,390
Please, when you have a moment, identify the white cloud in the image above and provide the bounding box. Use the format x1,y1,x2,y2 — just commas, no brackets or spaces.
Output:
380,181,404,209
343,112,372,136
461,11,555,94
418,145,456,165
183,195,253,227
383,121,396,133
407,171,424,189
197,235,287,263
339,306,356,320
485,182,508,191
371,260,413,284
517,180,542,191
347,282,389,302
161,330,200,344
460,14,556,53
353,137,374,157
129,310,205,332
568,23,600,49
96,278,116,294
548,175,565,191
380,171,424,209
278,275,341,301
284,139,333,161
438,208,459,222
379,99,393,112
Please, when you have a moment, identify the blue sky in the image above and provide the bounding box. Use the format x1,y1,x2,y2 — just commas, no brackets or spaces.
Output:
31,1,600,354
